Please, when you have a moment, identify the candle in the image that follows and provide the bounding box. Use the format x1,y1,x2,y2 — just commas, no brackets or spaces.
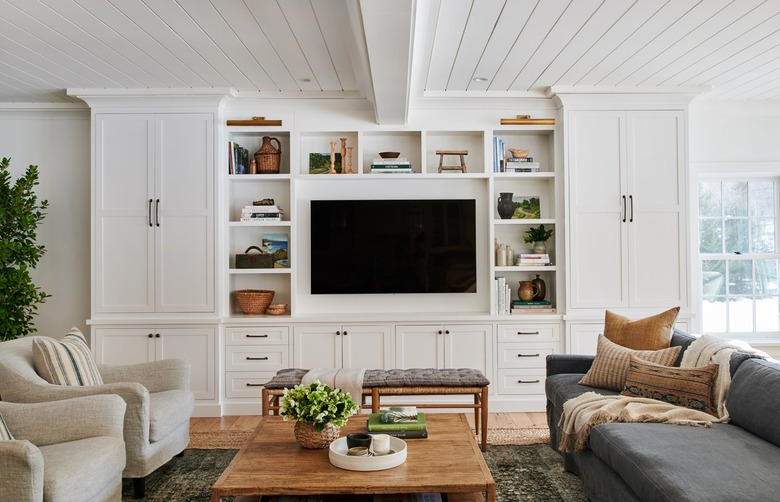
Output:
372,433,391,454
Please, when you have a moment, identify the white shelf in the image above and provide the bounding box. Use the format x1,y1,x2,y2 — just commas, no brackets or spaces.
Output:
228,221,291,227
494,218,556,226
495,266,558,273
229,268,291,275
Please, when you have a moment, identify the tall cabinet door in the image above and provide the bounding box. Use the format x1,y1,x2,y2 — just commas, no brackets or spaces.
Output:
568,111,628,309
94,114,155,313
155,114,215,312
626,111,687,309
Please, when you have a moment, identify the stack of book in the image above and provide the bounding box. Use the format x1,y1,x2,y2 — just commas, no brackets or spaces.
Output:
494,276,511,315
517,253,550,266
367,407,428,438
240,204,283,222
370,158,414,174
511,299,556,314
228,141,250,174
504,157,541,173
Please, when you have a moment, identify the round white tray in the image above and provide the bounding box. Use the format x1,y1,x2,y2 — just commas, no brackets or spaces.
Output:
328,436,407,471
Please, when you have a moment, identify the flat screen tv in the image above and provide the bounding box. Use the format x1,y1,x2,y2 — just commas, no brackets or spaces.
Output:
310,199,477,294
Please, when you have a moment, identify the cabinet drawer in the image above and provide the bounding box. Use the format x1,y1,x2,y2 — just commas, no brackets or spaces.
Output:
225,371,278,399
497,342,559,369
497,324,560,343
225,345,288,371
497,369,546,395
225,327,289,345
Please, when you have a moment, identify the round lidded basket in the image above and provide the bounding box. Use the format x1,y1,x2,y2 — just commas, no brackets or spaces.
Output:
234,289,275,315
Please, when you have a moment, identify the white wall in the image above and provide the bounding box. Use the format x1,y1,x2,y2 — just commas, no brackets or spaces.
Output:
0,108,91,340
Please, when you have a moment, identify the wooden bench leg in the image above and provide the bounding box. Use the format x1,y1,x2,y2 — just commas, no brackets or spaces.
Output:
371,388,380,413
481,386,488,452
262,388,269,416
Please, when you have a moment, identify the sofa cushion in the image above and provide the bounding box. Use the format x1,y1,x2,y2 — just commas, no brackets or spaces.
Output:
0,413,13,440
604,307,679,350
621,356,719,414
32,328,103,386
728,358,780,447
149,390,194,443
545,373,620,412
579,336,681,391
588,422,780,502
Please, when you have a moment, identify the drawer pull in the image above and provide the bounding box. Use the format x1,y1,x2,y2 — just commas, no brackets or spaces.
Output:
246,356,269,361
246,334,269,338
516,331,540,335
245,383,265,387
517,379,541,384
516,353,540,358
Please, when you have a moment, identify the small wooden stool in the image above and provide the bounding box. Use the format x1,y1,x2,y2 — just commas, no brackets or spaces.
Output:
436,149,468,173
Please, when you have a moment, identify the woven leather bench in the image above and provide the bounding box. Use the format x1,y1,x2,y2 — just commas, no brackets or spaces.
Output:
261,368,490,451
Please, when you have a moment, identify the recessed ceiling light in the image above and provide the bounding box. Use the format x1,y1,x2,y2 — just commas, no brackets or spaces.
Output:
473,77,488,82
299,78,311,83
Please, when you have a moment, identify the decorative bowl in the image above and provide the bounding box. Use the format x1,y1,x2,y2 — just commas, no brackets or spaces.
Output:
265,303,288,315
508,148,529,158
328,436,407,471
378,151,400,159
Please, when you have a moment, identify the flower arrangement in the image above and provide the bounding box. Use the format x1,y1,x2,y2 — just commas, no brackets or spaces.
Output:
279,381,358,432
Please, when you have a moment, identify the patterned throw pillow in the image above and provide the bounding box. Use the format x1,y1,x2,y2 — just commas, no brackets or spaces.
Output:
621,355,719,414
32,327,103,386
579,335,681,391
603,306,680,350
0,413,13,440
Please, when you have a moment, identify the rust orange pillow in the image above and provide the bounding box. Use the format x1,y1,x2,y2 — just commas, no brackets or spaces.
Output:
603,307,680,350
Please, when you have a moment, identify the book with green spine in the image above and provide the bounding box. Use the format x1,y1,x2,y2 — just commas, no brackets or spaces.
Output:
367,413,427,431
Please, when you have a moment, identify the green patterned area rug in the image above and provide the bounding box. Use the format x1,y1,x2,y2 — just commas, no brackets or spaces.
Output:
121,445,585,502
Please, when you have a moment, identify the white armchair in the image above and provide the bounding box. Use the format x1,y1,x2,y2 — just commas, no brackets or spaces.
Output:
0,394,127,502
0,336,195,498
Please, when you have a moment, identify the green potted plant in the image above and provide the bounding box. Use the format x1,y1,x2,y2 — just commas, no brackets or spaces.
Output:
523,224,554,254
0,157,49,341
279,380,359,449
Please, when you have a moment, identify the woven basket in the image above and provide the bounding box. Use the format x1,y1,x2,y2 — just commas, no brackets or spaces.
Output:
294,421,340,449
255,151,281,174
234,289,275,315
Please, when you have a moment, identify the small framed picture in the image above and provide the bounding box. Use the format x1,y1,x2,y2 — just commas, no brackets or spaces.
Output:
511,195,541,219
309,153,342,174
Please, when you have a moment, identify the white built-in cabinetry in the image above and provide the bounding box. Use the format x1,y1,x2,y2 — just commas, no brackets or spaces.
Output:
92,325,216,400
495,322,561,403
293,325,394,369
558,92,693,355
78,91,224,416
394,324,494,377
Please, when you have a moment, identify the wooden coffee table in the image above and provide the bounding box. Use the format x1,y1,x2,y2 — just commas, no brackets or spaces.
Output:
211,413,495,502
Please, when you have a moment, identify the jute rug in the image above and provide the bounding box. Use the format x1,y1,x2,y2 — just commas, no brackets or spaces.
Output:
121,444,585,502
188,426,550,449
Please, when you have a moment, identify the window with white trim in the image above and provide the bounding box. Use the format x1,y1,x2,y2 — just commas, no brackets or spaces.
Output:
698,180,779,335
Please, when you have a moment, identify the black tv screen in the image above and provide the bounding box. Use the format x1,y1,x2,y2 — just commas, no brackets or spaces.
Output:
310,199,477,294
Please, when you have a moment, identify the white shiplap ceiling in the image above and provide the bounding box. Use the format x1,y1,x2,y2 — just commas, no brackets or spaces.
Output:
1,0,779,124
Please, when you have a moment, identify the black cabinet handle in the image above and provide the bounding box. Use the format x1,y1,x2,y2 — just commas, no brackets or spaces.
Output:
148,333,153,338
438,330,443,335
336,330,341,336
245,383,265,387
517,379,541,384
445,330,450,335
155,199,160,227
148,199,153,227
622,195,627,222
155,333,160,338
516,331,540,335
246,334,269,338
517,353,540,358
343,330,348,336
246,356,269,361
629,194,634,222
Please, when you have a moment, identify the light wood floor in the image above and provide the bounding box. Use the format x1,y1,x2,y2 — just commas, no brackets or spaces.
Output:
190,412,547,433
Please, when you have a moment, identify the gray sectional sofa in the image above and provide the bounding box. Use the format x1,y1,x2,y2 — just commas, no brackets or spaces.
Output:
545,328,780,502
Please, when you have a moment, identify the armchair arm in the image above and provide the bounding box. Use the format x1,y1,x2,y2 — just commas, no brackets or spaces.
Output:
0,395,126,446
0,440,43,502
546,354,595,377
99,358,191,392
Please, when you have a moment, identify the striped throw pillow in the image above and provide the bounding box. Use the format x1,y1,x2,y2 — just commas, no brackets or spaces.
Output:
621,355,718,414
32,328,103,386
578,335,681,391
0,414,13,440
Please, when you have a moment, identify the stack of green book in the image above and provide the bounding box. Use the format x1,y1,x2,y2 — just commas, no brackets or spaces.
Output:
367,407,428,438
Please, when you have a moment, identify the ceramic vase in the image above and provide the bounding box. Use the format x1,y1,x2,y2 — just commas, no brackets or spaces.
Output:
531,274,546,301
518,281,538,302
497,193,514,219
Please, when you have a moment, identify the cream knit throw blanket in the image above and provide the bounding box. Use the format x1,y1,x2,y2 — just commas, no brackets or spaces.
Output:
558,335,766,452
302,368,366,413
